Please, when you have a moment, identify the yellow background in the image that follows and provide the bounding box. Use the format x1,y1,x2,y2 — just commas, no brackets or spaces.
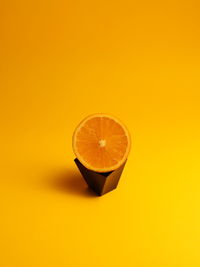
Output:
1,0,200,266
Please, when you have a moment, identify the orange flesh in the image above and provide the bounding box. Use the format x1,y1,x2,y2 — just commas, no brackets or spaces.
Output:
73,114,131,172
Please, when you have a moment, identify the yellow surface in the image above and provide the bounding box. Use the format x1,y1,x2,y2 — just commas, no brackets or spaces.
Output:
1,0,200,266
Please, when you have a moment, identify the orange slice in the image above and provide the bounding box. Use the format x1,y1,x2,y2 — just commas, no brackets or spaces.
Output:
72,114,131,173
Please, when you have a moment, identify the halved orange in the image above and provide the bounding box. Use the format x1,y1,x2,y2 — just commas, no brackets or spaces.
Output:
72,114,131,173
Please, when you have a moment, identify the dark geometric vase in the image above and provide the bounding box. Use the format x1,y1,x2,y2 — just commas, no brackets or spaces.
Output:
74,158,126,196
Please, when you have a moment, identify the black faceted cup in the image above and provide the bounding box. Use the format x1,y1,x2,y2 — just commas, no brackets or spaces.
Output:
74,158,126,196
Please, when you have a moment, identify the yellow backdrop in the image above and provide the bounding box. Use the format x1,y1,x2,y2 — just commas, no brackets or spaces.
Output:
1,0,200,266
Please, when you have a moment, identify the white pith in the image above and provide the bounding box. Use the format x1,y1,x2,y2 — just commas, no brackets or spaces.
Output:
99,139,106,147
